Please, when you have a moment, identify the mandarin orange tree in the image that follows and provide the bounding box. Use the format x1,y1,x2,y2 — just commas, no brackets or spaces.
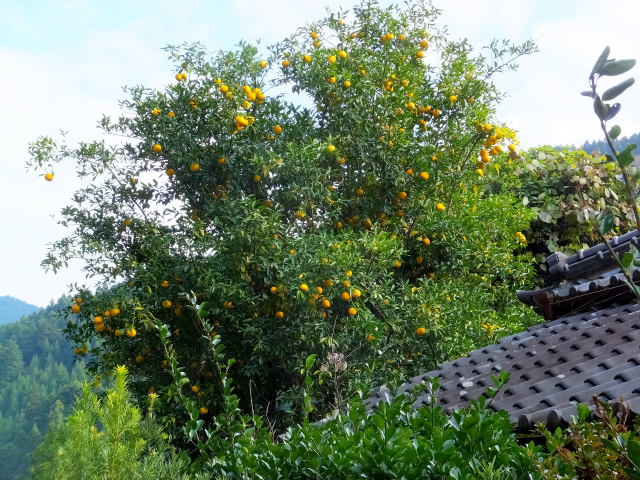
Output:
28,0,537,432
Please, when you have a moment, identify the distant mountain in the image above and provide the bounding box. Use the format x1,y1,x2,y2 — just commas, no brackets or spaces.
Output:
559,132,640,156
0,296,40,325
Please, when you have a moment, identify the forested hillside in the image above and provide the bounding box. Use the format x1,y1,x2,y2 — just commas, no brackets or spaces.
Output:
580,132,640,155
0,298,85,480
0,297,39,325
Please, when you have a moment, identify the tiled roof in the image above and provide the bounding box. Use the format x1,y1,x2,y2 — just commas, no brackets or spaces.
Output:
517,230,640,320
365,302,640,430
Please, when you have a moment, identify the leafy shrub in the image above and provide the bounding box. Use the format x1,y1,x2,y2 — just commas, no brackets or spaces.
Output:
495,146,631,260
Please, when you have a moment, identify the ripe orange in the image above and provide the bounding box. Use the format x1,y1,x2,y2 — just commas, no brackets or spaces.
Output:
259,60,267,68
300,284,309,292
449,95,457,102
310,31,319,39
337,50,347,58
94,315,103,324
275,311,284,319
191,385,199,393
343,80,351,88
75,297,83,304
327,145,336,153
166,168,175,176
152,144,162,153
393,260,402,268
406,168,414,175
110,308,120,316
423,237,431,245
152,108,160,116
416,255,423,264
315,286,323,294
167,111,175,118
253,174,262,182
162,299,172,309
367,334,375,341
416,50,425,59
295,210,305,219
270,286,277,294
303,54,312,63
355,188,364,196
199,407,208,415
71,304,80,314
345,270,353,277
328,76,336,84
282,60,290,68
353,289,362,298
347,307,357,316
328,55,336,64
123,218,132,226
416,327,427,336
44,172,54,182
190,163,200,172
419,171,429,181
420,39,428,48
508,144,517,152
224,301,233,309
217,157,226,165
436,202,446,212
398,191,407,201
341,291,351,301
321,299,331,308
263,199,272,208
273,125,283,134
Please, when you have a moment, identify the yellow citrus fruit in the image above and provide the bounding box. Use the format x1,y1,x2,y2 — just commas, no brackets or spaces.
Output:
436,202,446,212
423,237,431,245
338,50,347,58
355,188,364,196
166,168,175,176
275,311,284,319
367,334,375,341
310,31,318,39
259,60,267,68
217,157,226,165
327,145,336,152
420,39,428,48
393,260,402,268
162,299,172,309
449,95,457,102
71,304,81,314
303,54,312,63
273,125,283,134
416,255,423,264
315,286,323,294
416,50,425,59
508,144,517,152
419,171,429,181
321,299,331,308
167,111,175,118
190,163,200,172
224,301,233,309
295,210,305,219
328,55,336,64
343,80,351,88
476,168,484,176
328,76,336,84
110,308,120,316
353,289,362,298
341,291,351,301
191,385,199,393
416,327,427,336
347,307,357,316
199,407,208,415
270,286,277,294
300,284,309,292
253,174,262,182
75,297,83,304
152,144,162,153
282,60,290,67
44,172,54,181
114,329,121,337
398,191,407,201
94,315,103,324
406,168,414,175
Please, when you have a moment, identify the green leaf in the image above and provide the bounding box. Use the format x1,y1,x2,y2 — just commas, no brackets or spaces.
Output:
618,143,637,167
599,209,614,234
621,251,634,269
593,96,609,120
602,77,635,100
600,59,637,76
627,439,640,467
609,125,622,139
591,46,610,75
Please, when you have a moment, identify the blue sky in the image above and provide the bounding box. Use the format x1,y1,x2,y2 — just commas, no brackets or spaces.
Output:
2,0,640,306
